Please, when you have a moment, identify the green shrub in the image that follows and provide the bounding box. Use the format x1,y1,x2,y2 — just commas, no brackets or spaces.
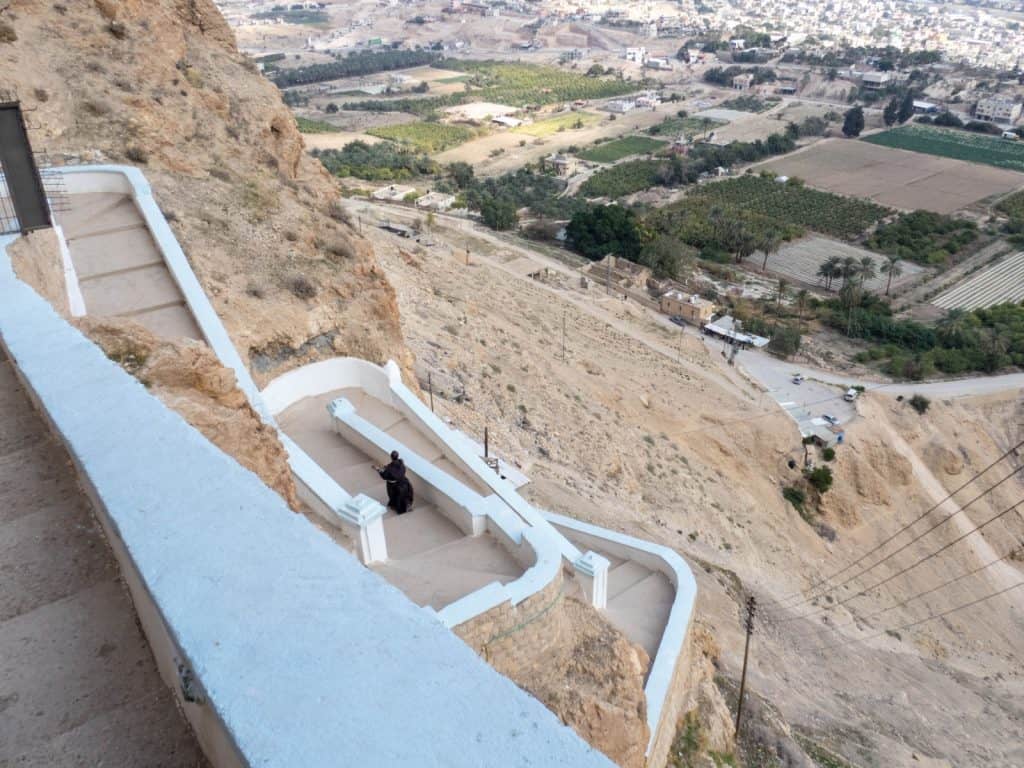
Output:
806,466,834,494
822,447,836,462
909,394,931,414
782,485,806,510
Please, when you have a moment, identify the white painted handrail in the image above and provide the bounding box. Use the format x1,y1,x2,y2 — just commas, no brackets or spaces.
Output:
543,513,697,758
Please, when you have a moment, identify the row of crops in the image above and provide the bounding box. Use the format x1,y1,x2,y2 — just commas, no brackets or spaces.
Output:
343,61,638,116
366,121,479,153
692,175,891,240
862,125,1024,172
577,136,667,163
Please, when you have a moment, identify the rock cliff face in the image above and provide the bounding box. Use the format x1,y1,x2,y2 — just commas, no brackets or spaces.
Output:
76,318,301,511
0,0,412,385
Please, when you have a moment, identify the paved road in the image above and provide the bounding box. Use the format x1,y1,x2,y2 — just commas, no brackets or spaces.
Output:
740,350,1024,422
738,350,858,430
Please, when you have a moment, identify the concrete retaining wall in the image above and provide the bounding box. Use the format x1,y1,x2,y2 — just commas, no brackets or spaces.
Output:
0,236,615,768
546,513,698,767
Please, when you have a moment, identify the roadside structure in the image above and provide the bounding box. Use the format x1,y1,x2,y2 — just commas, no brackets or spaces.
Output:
659,290,715,325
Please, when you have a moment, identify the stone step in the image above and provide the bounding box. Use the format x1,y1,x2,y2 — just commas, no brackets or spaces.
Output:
77,263,184,318
125,302,203,341
606,560,653,600
0,498,116,622
55,193,131,239
381,504,464,560
606,571,674,660
66,225,162,279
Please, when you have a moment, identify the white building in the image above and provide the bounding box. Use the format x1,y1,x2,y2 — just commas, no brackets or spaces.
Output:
975,96,1022,125
860,71,893,90
624,47,647,62
605,99,636,113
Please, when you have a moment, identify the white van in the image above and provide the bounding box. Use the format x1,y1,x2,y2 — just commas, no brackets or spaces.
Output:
843,388,859,402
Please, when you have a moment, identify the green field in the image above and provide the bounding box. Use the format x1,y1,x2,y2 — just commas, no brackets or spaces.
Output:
648,115,726,138
650,175,891,244
996,190,1024,218
578,136,667,163
366,121,478,153
295,116,339,134
514,111,602,137
343,60,638,116
863,125,1024,172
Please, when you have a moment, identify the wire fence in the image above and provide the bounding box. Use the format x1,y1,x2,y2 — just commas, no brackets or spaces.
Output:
0,170,19,235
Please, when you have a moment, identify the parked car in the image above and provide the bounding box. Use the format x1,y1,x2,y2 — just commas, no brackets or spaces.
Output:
822,414,840,425
792,374,805,384
669,315,686,327
843,388,859,402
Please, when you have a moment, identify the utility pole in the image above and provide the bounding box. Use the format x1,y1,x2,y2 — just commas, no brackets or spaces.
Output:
735,596,756,739
466,247,470,266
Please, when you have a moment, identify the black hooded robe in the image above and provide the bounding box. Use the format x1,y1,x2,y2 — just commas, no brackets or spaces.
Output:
378,459,413,514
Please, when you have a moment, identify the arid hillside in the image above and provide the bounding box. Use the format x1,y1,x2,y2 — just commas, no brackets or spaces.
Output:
0,0,411,384
355,199,1024,768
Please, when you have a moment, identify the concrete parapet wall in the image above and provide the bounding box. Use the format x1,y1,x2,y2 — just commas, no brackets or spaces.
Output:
0,236,615,768
545,513,698,767
454,567,568,674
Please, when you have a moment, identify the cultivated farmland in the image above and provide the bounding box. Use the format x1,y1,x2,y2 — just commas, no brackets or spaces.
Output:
366,121,478,153
695,175,890,239
931,251,1024,310
578,136,668,163
514,111,603,137
863,124,1024,172
749,236,925,294
757,138,1024,214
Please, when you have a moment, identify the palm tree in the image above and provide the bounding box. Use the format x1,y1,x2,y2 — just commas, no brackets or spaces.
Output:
858,256,877,287
817,256,841,290
937,308,971,347
760,234,781,272
840,256,858,287
881,254,903,296
776,278,789,310
733,230,758,265
796,288,810,332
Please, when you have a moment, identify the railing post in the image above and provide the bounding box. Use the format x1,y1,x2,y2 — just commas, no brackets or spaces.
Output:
573,550,610,610
339,494,388,565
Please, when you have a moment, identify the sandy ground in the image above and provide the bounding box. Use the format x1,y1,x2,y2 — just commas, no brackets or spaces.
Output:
348,196,1024,768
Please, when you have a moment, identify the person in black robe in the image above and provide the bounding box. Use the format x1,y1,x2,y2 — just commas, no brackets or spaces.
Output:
376,450,414,514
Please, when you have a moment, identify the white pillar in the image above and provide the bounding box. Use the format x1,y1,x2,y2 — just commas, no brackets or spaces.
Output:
339,494,388,565
573,551,610,610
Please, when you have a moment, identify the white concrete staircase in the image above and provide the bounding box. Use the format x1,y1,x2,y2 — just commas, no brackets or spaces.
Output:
0,351,205,766
56,192,202,340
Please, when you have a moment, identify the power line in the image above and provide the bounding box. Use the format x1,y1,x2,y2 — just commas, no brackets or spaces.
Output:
774,465,1024,616
786,545,1023,643
775,497,1024,624
807,581,1024,654
764,438,1024,610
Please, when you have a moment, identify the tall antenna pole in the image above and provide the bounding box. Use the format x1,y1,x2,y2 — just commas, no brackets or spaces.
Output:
735,596,756,739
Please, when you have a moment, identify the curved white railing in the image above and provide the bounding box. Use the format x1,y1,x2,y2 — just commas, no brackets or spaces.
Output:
261,358,563,626
0,232,613,768
48,166,697,767
542,513,697,760
59,166,270,422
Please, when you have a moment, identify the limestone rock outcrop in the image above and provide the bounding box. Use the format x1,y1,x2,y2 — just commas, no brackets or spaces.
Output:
76,317,300,512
